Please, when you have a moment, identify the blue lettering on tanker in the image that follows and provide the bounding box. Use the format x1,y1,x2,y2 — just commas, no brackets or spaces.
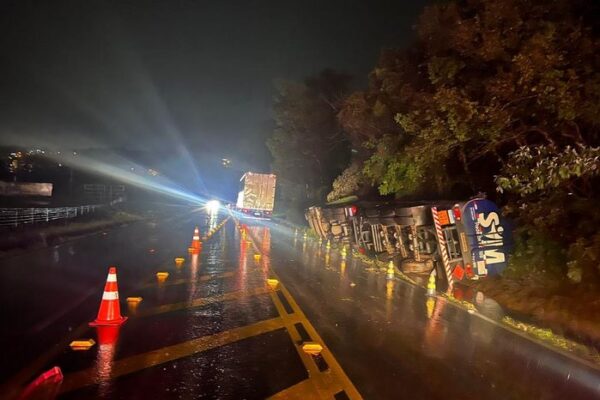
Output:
462,199,511,276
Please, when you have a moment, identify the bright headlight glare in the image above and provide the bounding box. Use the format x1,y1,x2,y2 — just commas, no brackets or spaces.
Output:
206,200,220,213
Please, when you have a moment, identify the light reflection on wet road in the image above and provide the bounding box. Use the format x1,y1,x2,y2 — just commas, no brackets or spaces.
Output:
1,211,360,399
264,220,600,399
2,212,600,399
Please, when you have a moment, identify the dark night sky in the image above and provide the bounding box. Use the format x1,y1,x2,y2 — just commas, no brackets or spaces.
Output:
0,0,427,198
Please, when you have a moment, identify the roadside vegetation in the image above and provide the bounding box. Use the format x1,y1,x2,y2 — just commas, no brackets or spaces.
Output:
267,70,352,224
268,0,600,340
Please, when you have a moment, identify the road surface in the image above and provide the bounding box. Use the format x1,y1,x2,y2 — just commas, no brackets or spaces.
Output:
1,208,599,399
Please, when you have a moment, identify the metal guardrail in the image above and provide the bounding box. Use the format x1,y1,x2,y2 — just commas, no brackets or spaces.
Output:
0,199,123,227
0,205,101,227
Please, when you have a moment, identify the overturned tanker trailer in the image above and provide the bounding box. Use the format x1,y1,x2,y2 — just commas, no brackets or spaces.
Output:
305,196,512,286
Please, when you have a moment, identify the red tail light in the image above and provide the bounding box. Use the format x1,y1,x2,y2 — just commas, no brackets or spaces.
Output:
452,206,462,221
350,205,358,216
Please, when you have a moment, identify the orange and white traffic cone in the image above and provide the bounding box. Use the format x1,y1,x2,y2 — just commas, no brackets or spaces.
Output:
90,267,128,327
191,227,202,251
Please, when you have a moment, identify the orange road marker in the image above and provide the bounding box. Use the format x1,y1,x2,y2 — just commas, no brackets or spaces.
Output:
69,339,95,351
156,272,169,283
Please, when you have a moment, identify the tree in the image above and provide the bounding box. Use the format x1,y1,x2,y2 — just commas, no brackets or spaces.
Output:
327,162,363,202
335,0,600,282
267,70,352,221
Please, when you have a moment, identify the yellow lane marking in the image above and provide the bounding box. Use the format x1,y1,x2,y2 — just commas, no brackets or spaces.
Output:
137,286,272,318
235,216,362,400
269,290,345,398
60,316,299,394
267,378,342,400
276,277,362,399
269,291,320,375
138,271,234,289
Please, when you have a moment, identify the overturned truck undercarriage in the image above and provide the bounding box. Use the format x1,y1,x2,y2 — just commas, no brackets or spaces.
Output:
305,197,512,287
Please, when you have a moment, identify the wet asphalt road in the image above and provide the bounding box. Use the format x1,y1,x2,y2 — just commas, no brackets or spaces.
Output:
265,221,600,399
1,209,600,399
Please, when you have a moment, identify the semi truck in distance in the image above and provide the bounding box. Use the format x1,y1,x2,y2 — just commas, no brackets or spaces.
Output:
236,172,276,219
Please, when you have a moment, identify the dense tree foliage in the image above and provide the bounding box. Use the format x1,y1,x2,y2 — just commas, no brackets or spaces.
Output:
331,0,600,282
327,162,363,202
267,70,351,221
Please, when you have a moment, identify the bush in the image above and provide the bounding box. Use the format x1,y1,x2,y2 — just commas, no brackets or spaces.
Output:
503,229,567,280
